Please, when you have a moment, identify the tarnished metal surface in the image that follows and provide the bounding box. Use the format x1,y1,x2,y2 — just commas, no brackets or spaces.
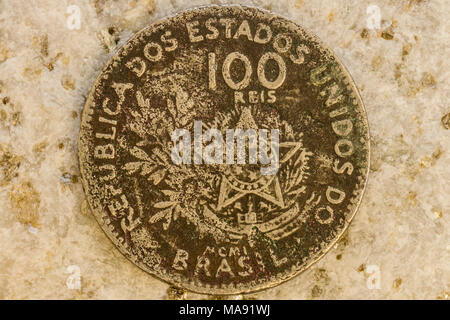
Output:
78,5,370,295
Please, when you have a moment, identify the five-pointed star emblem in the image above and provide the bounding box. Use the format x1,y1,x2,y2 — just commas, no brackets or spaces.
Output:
216,141,302,211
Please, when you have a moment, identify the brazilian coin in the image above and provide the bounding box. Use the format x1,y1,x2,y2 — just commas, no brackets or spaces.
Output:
79,5,370,295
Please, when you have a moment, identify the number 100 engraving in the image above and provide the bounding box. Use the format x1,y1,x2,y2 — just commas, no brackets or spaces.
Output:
208,51,287,90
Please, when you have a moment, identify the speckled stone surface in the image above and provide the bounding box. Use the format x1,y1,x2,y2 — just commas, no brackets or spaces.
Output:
0,0,448,299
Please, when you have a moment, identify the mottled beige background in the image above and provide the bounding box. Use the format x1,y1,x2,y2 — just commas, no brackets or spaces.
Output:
0,0,448,299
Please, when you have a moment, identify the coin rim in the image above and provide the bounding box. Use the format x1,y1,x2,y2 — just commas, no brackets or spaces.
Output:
78,4,371,295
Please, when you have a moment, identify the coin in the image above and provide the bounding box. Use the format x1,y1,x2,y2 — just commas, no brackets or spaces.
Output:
79,5,370,295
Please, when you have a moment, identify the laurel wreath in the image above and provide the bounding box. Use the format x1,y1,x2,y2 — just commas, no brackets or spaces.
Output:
121,89,311,233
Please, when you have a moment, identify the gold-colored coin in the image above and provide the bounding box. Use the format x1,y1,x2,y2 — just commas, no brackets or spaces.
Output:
79,5,370,295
